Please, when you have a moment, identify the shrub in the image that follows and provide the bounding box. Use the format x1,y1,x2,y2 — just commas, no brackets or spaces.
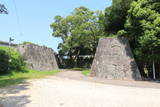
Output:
9,55,26,72
0,46,26,74
0,50,9,75
23,41,36,45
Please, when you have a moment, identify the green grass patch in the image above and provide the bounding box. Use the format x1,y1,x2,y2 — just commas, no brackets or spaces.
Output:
82,69,91,76
0,69,60,87
71,68,91,76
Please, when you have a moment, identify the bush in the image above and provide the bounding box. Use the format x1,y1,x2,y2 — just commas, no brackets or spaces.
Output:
0,50,9,75
0,46,26,74
9,55,26,72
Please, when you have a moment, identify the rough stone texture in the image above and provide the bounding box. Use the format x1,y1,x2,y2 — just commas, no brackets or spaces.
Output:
17,44,58,71
91,37,142,80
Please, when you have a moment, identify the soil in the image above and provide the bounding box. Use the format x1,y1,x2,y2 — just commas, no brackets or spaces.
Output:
0,70,160,107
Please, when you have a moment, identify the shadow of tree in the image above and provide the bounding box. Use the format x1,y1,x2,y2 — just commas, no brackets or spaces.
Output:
0,96,31,107
117,37,142,80
0,78,28,88
0,80,31,107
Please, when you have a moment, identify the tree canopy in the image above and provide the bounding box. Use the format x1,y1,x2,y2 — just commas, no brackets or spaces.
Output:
111,0,160,78
105,0,135,34
50,6,105,67
103,0,160,78
123,0,160,64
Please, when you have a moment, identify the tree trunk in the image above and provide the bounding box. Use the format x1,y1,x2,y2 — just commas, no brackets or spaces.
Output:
152,50,156,80
153,60,156,80
74,50,80,68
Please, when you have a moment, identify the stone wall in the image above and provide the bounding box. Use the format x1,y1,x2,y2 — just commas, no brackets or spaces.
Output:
17,44,58,71
91,37,142,80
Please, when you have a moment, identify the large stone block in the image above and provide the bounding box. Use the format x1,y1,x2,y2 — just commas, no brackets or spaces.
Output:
91,37,141,80
17,44,58,71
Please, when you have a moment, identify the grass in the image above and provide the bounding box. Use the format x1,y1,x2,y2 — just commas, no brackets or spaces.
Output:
71,68,91,76
0,69,60,87
0,46,61,87
82,69,91,76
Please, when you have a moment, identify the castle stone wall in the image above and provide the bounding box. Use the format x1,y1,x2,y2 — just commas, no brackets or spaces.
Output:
91,37,141,80
17,44,58,71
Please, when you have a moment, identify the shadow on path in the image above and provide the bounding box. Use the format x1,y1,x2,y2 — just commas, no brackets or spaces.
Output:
0,96,31,107
0,81,31,107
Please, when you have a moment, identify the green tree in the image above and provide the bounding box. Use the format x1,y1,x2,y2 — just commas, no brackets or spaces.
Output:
0,46,26,74
123,0,160,79
50,6,105,67
0,50,9,75
105,0,135,34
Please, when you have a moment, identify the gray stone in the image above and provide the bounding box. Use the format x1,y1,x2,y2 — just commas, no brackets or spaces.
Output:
91,37,142,80
17,44,58,71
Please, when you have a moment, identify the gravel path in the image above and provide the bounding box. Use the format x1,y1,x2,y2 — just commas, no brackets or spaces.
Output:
57,70,160,89
0,70,160,107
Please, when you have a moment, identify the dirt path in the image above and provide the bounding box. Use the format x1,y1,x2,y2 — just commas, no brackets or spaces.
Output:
0,70,160,107
57,70,160,89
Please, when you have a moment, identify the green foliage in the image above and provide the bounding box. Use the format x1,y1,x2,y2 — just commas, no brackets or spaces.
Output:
124,0,160,63
82,69,91,76
0,70,60,87
105,0,135,34
71,68,91,76
51,6,106,67
0,46,26,73
104,0,160,78
0,50,9,74
9,54,26,72
23,41,34,45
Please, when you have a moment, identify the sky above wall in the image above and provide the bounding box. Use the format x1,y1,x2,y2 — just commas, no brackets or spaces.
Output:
0,0,112,52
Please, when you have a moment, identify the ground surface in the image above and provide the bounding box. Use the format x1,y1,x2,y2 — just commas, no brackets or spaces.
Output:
0,70,160,107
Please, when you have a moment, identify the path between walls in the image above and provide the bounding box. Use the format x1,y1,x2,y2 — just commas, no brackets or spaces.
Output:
0,70,160,107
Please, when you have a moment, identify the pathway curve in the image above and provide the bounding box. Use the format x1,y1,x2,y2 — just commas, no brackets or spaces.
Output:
57,70,160,89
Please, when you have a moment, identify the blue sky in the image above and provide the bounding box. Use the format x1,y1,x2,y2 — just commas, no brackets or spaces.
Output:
0,0,112,52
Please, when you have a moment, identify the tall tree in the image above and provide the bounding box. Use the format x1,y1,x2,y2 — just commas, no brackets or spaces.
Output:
123,0,160,79
50,6,105,67
105,0,135,34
